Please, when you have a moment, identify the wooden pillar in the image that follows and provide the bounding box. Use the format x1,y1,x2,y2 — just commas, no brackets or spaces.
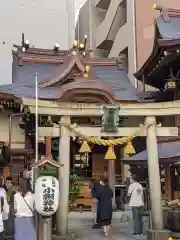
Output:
108,160,116,209
107,141,116,209
3,167,10,179
165,165,172,201
45,136,51,156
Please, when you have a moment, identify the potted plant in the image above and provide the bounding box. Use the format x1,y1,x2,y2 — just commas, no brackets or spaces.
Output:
69,174,81,210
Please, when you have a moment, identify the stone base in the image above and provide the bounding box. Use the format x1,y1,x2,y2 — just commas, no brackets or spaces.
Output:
52,233,78,240
147,229,171,240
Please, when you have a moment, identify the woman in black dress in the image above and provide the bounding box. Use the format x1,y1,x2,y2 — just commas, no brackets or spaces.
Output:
96,177,113,236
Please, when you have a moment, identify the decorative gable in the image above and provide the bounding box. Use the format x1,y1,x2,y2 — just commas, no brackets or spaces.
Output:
39,53,86,88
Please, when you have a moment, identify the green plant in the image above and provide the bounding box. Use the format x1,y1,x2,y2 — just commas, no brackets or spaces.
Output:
40,168,81,208
69,174,81,207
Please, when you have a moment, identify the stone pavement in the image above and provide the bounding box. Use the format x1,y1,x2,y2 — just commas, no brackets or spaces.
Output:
67,212,148,240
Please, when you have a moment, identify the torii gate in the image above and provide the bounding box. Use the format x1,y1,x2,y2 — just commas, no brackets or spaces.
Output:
22,97,180,239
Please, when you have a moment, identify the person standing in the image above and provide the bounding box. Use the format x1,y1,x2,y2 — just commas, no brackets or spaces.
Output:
3,177,13,203
0,195,9,240
96,177,113,236
89,179,98,225
14,178,36,240
23,165,32,181
127,175,144,236
0,176,9,235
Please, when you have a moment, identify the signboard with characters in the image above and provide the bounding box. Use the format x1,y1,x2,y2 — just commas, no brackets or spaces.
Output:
35,176,59,216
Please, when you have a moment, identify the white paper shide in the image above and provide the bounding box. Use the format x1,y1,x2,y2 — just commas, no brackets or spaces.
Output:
35,176,59,216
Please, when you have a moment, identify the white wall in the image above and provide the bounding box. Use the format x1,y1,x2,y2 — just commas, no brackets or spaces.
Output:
0,112,25,149
0,0,75,85
76,0,109,57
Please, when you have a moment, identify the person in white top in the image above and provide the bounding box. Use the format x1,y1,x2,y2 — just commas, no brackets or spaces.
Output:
0,176,9,239
14,178,36,240
127,175,144,236
0,196,9,240
23,164,32,180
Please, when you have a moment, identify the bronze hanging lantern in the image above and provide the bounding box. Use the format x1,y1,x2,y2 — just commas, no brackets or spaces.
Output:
164,78,176,91
164,69,177,92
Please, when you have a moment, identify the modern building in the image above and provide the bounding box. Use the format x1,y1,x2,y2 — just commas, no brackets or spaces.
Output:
0,0,75,84
76,0,179,88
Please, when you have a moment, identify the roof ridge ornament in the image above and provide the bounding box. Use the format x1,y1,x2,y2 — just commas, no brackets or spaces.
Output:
84,64,91,78
152,4,180,22
71,35,88,57
21,33,30,52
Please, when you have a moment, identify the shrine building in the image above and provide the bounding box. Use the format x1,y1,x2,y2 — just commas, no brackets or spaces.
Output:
0,5,180,208
0,37,151,178
126,5,180,203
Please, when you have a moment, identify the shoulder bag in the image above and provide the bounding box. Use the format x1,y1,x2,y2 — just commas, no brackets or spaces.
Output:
19,193,36,226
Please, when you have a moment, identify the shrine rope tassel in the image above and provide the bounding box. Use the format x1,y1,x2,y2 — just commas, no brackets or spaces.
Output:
123,140,136,157
104,146,116,160
61,123,139,159
79,140,91,153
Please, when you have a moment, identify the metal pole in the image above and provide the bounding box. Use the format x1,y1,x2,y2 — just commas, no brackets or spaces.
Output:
43,218,52,240
34,73,42,240
145,116,163,230
34,72,39,192
35,72,38,164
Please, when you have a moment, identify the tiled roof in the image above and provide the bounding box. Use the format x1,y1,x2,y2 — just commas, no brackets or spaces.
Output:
0,63,61,99
157,15,180,39
134,12,180,87
0,50,157,102
12,63,60,86
123,141,180,161
93,66,139,101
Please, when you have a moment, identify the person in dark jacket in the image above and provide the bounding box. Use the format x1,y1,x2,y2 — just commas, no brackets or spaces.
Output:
89,179,102,228
89,179,97,224
96,177,113,236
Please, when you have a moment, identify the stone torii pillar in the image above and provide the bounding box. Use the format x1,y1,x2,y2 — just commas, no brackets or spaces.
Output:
145,116,170,239
56,116,71,237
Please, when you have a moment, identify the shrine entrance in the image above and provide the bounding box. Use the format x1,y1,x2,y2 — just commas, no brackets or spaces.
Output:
22,97,180,238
